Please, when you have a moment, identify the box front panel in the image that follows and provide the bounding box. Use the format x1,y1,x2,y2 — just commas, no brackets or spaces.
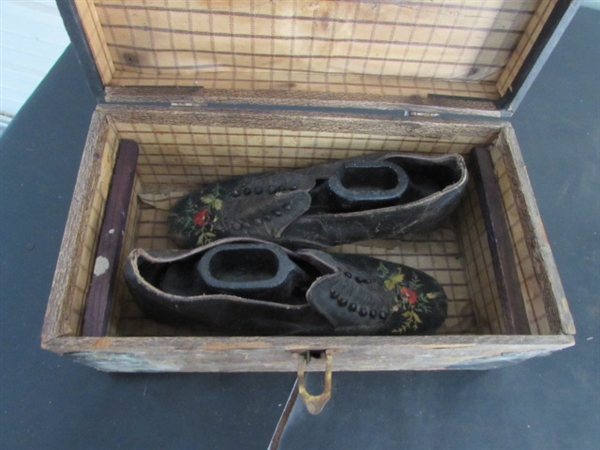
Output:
53,335,573,372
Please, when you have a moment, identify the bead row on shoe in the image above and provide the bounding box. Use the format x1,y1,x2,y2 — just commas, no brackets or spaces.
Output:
343,271,372,284
231,184,298,197
230,202,294,230
329,288,389,320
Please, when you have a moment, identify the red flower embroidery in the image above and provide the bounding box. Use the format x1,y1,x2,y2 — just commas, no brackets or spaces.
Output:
399,287,418,305
193,209,210,227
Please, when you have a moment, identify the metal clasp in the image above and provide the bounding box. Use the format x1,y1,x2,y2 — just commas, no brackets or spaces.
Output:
297,351,333,415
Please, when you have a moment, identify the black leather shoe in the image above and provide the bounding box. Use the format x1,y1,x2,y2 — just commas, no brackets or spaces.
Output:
123,238,448,336
167,152,467,249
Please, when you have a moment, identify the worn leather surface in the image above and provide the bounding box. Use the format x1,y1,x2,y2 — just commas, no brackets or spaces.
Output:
123,238,448,336
168,152,467,248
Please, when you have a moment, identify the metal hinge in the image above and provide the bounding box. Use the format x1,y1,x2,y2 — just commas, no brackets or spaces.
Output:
405,111,440,117
170,101,207,107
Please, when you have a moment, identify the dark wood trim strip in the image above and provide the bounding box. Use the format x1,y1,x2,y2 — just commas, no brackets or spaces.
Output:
82,139,140,336
470,147,530,335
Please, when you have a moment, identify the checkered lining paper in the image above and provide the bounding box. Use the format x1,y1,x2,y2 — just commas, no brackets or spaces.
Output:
74,0,554,100
68,118,553,337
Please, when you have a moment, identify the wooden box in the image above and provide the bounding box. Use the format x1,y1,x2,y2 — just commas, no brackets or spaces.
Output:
42,0,577,373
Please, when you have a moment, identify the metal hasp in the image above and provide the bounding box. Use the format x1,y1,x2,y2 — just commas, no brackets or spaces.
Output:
297,351,333,415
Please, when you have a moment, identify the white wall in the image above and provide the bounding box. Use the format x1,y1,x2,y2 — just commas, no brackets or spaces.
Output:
0,0,69,130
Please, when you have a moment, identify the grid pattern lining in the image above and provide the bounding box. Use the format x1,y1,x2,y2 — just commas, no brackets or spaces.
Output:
108,177,142,335
111,122,492,337
69,118,555,337
456,178,507,335
490,147,550,334
109,72,503,99
454,146,552,336
79,0,548,100
112,122,492,189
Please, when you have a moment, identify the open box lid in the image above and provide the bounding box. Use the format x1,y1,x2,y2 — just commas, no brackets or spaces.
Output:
58,0,581,118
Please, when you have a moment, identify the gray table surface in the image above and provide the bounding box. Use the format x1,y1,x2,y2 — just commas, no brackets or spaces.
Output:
1,7,598,450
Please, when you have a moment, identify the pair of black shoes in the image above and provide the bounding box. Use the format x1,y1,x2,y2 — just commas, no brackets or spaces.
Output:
124,152,468,335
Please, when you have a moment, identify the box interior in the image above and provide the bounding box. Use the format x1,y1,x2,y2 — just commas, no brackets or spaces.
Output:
67,113,558,339
73,0,557,103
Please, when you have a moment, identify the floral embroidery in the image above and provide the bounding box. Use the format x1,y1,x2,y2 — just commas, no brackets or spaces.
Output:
400,287,418,305
193,209,210,227
378,262,440,334
172,185,224,246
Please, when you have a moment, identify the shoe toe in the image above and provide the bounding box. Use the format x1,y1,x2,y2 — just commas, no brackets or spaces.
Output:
305,252,448,335
168,172,315,247
307,272,395,334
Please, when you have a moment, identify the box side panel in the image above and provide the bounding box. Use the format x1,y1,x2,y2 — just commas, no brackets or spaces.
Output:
490,145,550,334
42,112,117,341
62,124,121,336
456,128,575,337
456,139,564,336
494,128,574,335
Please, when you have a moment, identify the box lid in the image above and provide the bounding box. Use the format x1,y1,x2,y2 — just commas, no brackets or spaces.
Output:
59,0,581,117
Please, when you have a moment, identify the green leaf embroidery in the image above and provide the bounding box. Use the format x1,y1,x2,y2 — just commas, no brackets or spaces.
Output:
201,194,216,204
380,266,443,334
179,184,223,245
